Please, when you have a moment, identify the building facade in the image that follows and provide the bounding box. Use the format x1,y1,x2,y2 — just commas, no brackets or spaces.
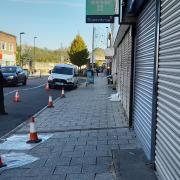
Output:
0,31,16,66
113,0,180,180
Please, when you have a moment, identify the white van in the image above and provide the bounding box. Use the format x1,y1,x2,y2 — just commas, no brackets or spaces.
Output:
48,64,78,89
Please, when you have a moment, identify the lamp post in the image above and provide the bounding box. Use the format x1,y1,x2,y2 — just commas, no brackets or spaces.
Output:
32,36,37,71
19,32,25,67
92,26,95,69
106,27,109,48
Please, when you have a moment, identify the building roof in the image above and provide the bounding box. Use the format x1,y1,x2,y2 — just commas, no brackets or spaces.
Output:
0,31,16,38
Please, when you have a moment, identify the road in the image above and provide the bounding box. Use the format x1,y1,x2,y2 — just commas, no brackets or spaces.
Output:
0,76,67,138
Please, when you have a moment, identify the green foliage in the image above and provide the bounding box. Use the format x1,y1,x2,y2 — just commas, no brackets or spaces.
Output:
16,46,20,65
21,45,33,66
16,45,69,65
68,35,89,67
95,60,103,67
93,48,105,58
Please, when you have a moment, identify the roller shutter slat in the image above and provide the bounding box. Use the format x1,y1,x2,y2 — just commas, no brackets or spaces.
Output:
155,1,180,180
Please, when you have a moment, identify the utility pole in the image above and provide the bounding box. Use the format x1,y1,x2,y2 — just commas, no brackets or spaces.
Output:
33,36,37,71
19,32,25,67
106,27,109,48
110,23,114,47
92,25,95,69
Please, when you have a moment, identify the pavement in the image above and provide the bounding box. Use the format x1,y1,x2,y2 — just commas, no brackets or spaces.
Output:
0,74,158,180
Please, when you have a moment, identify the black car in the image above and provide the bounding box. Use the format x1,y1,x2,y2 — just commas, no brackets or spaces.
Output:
1,66,27,86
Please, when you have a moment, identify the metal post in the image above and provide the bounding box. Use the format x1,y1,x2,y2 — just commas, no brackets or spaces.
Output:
92,26,95,69
110,23,114,47
19,32,25,66
33,36,37,71
106,27,109,48
19,34,21,65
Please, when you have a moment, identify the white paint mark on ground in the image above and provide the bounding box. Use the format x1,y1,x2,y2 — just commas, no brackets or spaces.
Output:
0,134,53,150
4,83,46,96
0,152,39,171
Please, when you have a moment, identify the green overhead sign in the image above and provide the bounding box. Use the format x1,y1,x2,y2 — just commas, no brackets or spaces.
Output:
86,0,115,15
86,0,115,23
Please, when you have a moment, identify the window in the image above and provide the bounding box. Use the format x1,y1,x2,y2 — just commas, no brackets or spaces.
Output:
52,67,73,75
1,42,6,50
9,44,14,52
1,67,17,73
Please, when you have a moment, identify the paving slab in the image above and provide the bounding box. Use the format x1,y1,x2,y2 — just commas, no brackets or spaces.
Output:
0,76,157,180
112,149,158,180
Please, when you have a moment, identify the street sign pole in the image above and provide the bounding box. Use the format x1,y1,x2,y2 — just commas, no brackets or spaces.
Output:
92,26,95,69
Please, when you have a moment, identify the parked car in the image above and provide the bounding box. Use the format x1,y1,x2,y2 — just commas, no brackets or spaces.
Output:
48,64,78,89
1,66,27,86
23,69,30,78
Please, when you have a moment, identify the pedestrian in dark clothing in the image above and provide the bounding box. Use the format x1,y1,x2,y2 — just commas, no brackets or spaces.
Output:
96,68,99,76
0,67,8,115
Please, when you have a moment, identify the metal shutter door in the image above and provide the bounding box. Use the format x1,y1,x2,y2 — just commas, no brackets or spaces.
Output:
155,1,180,180
117,44,122,95
122,30,132,120
133,0,156,160
117,29,132,121
123,33,128,115
127,29,132,119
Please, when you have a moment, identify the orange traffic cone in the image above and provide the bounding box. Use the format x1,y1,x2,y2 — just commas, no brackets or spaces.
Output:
14,90,20,102
45,83,49,91
60,87,65,98
48,95,54,108
26,117,42,144
0,155,6,168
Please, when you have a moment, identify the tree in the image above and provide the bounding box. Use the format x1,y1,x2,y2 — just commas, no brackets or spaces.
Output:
21,45,33,66
93,48,105,58
93,48,105,68
16,45,32,66
68,35,89,70
16,45,70,65
95,60,104,68
16,46,20,65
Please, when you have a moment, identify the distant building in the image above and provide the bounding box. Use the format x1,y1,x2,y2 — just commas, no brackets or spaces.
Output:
0,31,16,66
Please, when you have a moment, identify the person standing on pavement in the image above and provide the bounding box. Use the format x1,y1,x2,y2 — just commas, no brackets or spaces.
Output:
96,68,99,77
0,66,8,115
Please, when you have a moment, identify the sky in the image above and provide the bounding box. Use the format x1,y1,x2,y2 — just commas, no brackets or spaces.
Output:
0,0,109,51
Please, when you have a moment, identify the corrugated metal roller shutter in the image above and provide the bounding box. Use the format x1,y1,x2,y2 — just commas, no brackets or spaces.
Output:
120,41,124,102
127,30,132,119
123,33,128,114
122,30,132,120
155,1,180,180
133,0,156,160
116,29,132,121
117,44,121,94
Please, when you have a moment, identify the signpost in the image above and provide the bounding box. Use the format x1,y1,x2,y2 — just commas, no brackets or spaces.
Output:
86,0,116,23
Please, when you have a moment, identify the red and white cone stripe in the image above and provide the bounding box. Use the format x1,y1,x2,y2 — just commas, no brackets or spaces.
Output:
61,87,65,98
0,155,6,168
48,95,54,108
26,117,42,144
45,83,49,90
14,90,20,102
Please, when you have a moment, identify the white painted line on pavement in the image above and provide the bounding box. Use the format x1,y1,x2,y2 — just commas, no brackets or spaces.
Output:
4,83,46,96
4,90,17,96
19,83,46,91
